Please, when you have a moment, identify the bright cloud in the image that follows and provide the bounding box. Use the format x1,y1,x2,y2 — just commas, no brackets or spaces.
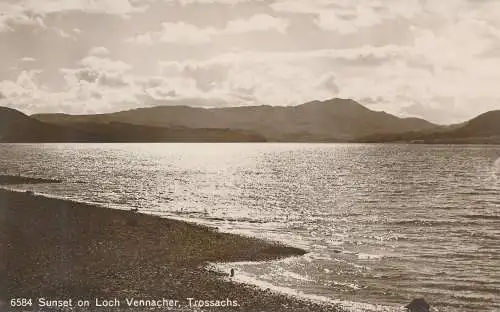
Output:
21,0,147,16
89,46,111,57
225,14,289,34
127,14,289,45
127,22,216,45
159,22,217,45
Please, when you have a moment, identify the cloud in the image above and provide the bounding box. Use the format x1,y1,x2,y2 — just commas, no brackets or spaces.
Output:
20,0,148,16
153,34,500,122
0,70,50,112
54,28,77,39
225,14,289,34
127,22,216,45
1,51,204,113
317,73,340,95
61,52,133,90
136,76,196,101
67,68,99,83
78,56,132,73
156,50,356,106
159,22,217,45
89,46,111,57
0,53,140,113
154,0,266,4
270,0,326,14
0,3,47,32
314,6,382,34
97,73,129,88
127,14,289,45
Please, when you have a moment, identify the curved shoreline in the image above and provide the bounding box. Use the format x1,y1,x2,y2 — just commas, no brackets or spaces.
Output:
0,175,62,185
0,187,344,312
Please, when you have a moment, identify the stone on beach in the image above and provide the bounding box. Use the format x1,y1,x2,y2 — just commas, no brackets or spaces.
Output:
406,298,430,312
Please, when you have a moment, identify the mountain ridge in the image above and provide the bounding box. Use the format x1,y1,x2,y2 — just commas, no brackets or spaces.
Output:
2,98,498,143
357,110,500,144
32,98,437,141
0,106,266,142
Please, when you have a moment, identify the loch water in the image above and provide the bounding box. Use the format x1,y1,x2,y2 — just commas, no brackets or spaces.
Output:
1,143,499,312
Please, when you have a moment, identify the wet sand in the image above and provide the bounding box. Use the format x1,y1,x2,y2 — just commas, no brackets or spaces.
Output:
0,184,343,312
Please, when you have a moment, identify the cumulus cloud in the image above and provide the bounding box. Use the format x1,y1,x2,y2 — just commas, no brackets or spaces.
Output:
314,7,382,34
127,14,289,45
96,73,128,88
61,52,134,93
317,73,340,95
79,56,132,73
0,3,47,32
225,14,289,34
20,0,148,16
159,22,217,45
0,70,50,112
2,51,204,113
136,0,267,5
127,22,216,45
54,28,77,39
157,50,352,106
89,47,111,57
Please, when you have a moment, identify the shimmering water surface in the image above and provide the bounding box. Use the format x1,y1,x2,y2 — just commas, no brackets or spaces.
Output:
1,143,499,312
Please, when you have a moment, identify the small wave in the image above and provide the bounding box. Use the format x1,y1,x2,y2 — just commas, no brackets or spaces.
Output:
459,214,500,221
208,264,400,312
420,252,482,260
387,219,470,226
456,191,498,196
357,253,385,261
494,157,500,171
202,216,270,224
330,280,363,291
281,270,314,282
373,273,409,280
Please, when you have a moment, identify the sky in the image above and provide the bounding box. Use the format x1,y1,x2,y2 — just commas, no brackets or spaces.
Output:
1,0,500,124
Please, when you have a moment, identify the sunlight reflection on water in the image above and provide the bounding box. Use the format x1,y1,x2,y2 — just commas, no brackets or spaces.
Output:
1,143,499,312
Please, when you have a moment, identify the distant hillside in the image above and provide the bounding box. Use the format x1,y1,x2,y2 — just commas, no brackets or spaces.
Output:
0,107,265,142
453,110,500,137
59,122,265,142
0,107,100,142
33,98,437,141
357,110,500,144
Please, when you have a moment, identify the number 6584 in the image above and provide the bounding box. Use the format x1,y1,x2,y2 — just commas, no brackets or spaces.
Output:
10,298,33,307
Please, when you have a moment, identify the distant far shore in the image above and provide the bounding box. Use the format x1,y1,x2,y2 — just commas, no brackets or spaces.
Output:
0,140,499,144
2,101,499,144
0,181,343,312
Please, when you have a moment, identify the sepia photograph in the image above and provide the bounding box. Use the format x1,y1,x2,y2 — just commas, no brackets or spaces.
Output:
0,0,499,311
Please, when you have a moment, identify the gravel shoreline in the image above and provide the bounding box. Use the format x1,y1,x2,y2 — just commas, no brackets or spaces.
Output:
0,187,344,312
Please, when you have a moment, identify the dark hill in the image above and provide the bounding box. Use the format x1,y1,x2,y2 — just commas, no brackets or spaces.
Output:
61,122,265,142
357,110,500,144
0,107,265,143
33,98,437,141
454,110,500,137
0,107,100,142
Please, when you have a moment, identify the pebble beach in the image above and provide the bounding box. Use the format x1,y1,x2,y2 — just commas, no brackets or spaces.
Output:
0,177,344,312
